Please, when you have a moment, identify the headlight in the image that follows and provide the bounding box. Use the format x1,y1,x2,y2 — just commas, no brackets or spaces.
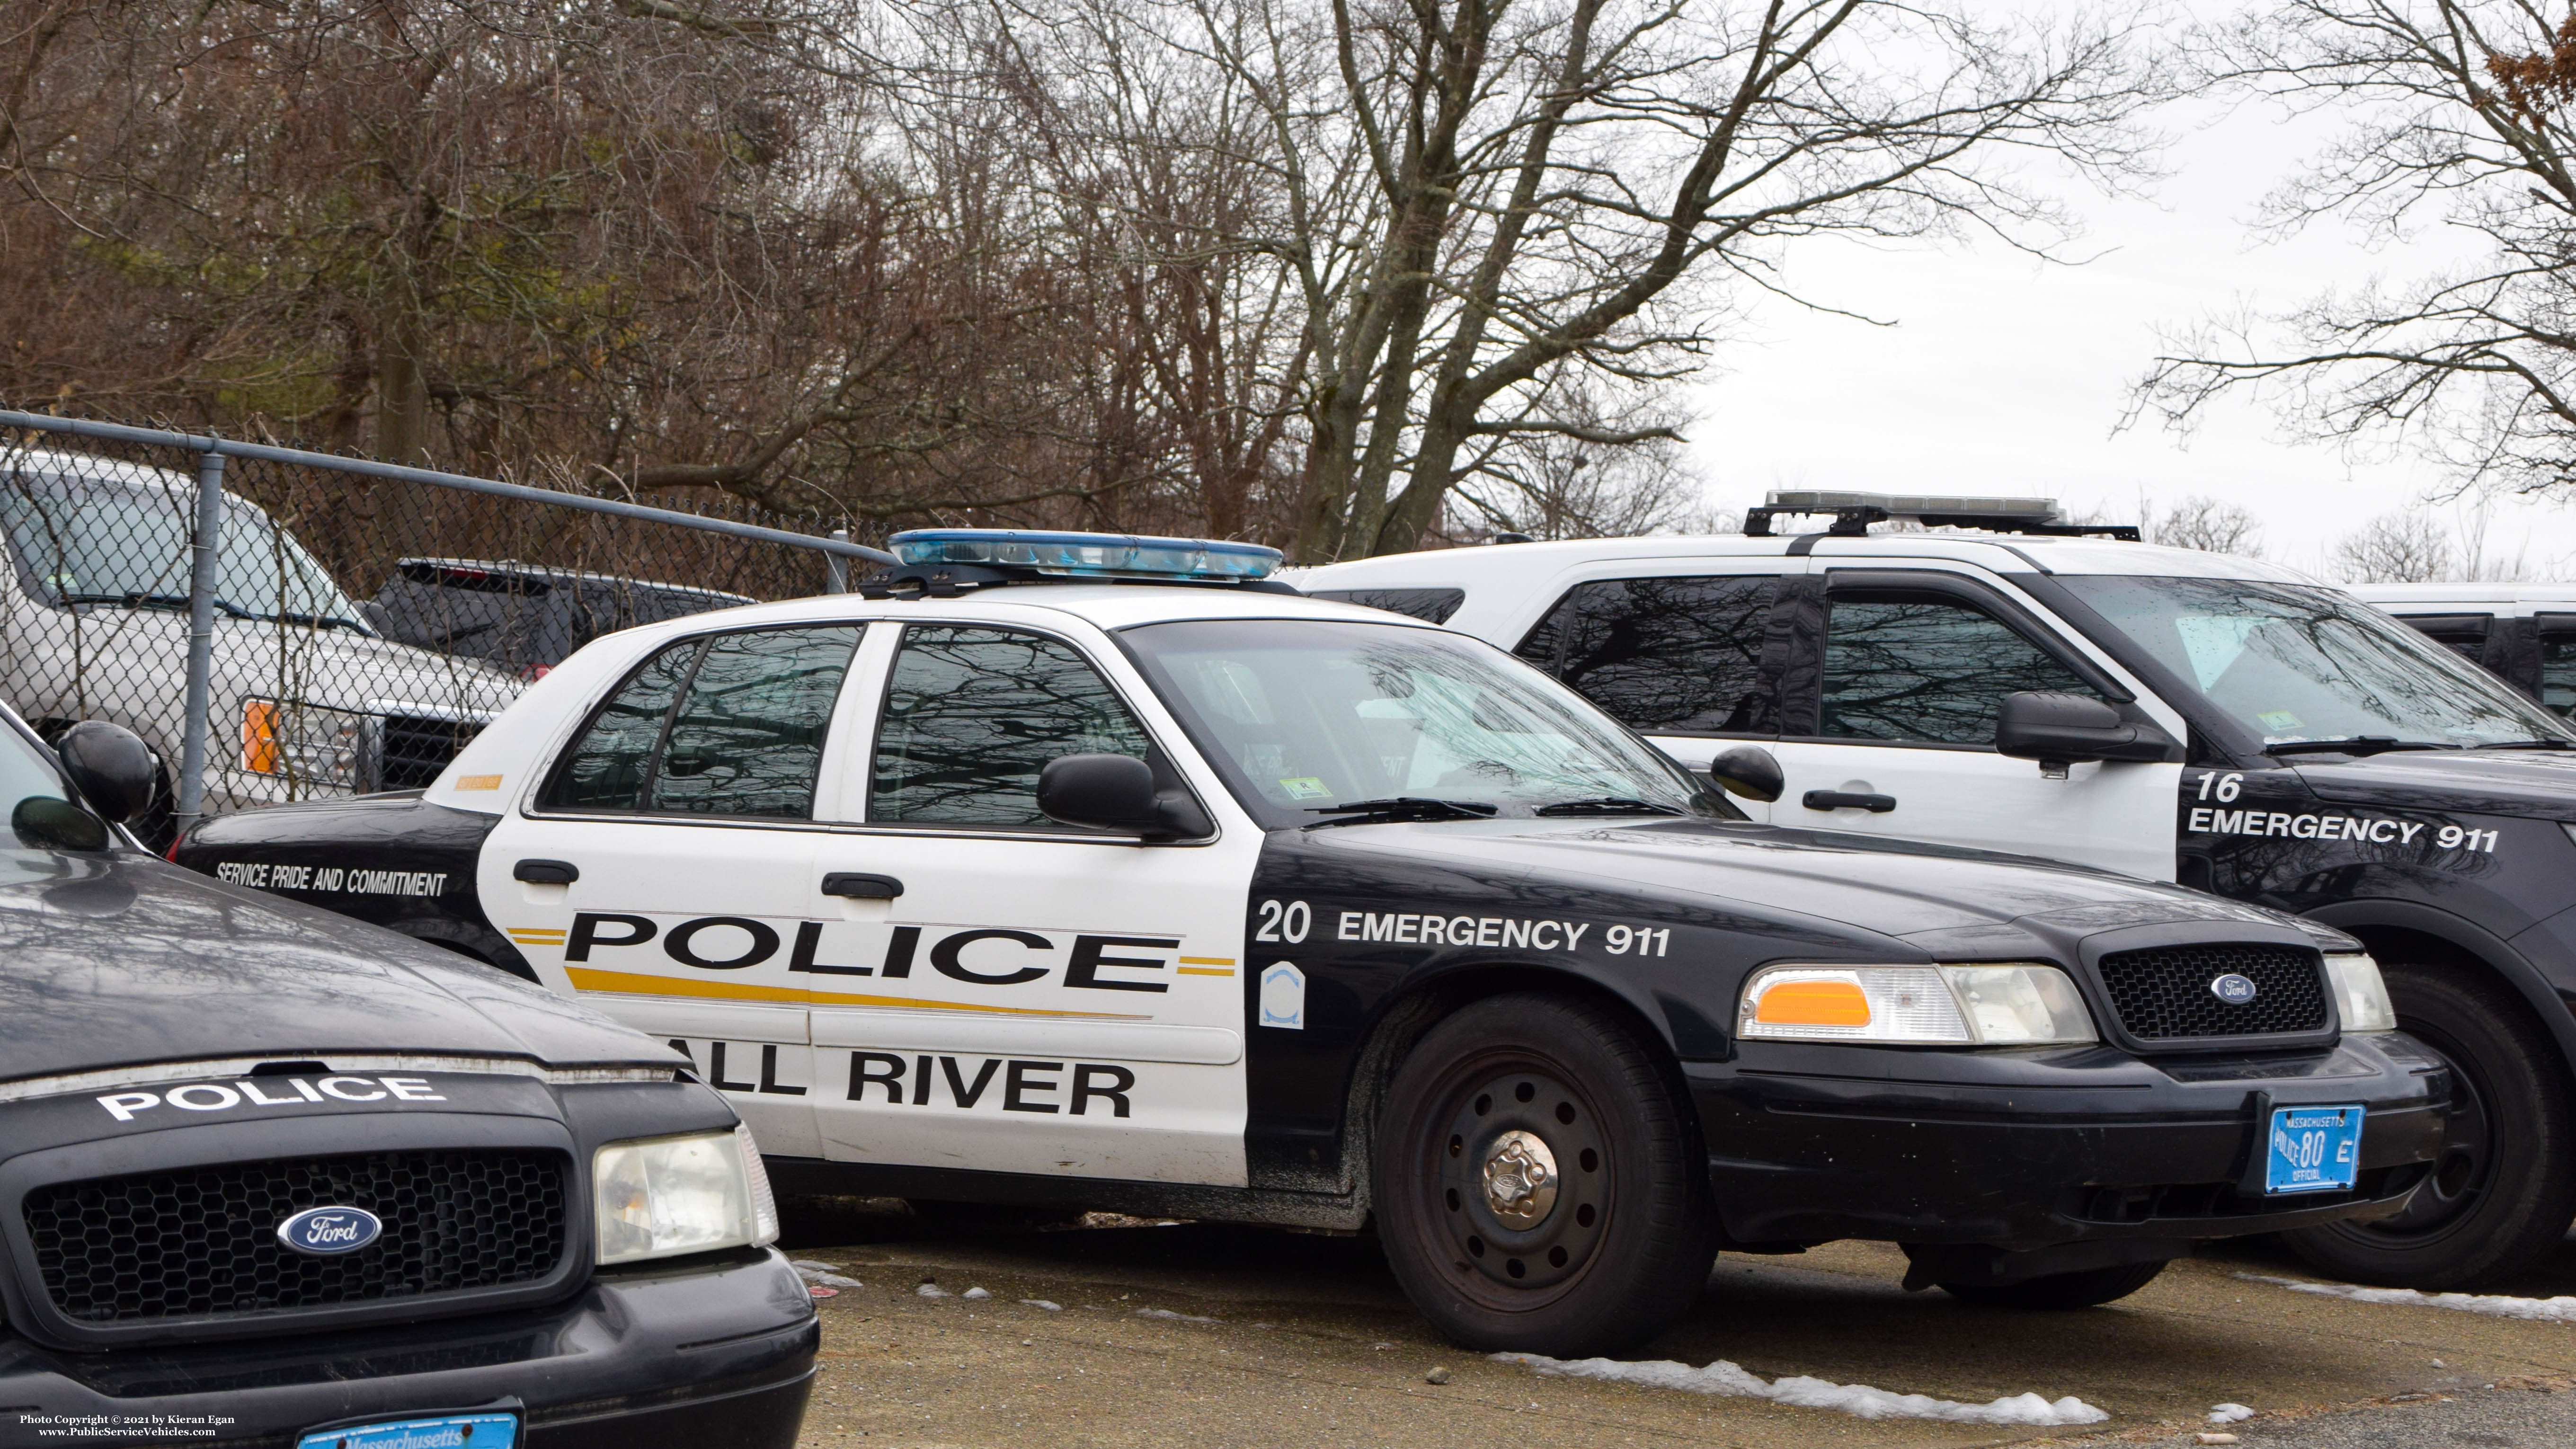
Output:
241,697,377,789
1739,962,2096,1045
2324,952,2398,1032
594,1124,780,1266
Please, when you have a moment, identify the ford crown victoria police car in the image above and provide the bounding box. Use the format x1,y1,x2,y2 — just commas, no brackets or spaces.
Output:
1300,491,2576,1292
0,707,815,1446
180,530,2447,1355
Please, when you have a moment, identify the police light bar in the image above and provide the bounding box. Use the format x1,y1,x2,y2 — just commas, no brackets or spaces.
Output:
1744,491,2138,542
886,529,1283,581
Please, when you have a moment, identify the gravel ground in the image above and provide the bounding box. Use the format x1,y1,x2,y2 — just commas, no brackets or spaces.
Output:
778,1199,2576,1449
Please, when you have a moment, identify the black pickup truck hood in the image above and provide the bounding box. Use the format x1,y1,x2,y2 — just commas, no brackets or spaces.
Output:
2293,747,2576,821
1313,816,2305,948
0,846,677,1086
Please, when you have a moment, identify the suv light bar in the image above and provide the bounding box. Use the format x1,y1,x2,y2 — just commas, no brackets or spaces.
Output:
1745,490,2141,541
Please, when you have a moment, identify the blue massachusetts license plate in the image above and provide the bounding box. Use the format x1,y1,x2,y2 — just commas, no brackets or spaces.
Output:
2267,1103,2364,1194
296,1413,517,1449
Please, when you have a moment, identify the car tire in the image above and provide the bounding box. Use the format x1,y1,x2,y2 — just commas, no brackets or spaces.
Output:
2283,962,2576,1288
1937,1260,2167,1309
1372,992,1715,1356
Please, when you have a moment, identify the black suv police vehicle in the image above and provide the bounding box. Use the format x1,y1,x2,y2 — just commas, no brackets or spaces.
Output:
179,529,2448,1357
0,712,813,1446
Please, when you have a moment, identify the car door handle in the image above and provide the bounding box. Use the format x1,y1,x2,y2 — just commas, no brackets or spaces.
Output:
513,858,579,884
1802,790,1896,813
821,872,904,899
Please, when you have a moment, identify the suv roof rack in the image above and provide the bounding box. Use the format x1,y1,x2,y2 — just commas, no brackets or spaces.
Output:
859,528,1300,598
1743,490,2141,542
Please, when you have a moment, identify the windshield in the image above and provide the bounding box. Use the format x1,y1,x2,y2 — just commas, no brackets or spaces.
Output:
0,470,368,628
2056,575,2576,749
1119,618,1726,827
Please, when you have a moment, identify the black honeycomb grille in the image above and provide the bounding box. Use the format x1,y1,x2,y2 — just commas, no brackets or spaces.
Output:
22,1149,566,1324
2096,943,2328,1041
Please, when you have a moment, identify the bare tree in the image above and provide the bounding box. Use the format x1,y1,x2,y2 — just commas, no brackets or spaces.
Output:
2332,509,2452,582
2149,494,2264,555
2133,3,2576,501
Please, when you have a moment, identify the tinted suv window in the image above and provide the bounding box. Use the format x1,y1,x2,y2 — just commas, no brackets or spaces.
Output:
542,626,861,817
1516,577,1778,733
870,626,1151,826
1820,596,2096,745
2541,617,2576,717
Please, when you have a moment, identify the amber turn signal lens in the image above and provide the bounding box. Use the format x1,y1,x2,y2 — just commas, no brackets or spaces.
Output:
1752,978,1871,1027
241,699,280,774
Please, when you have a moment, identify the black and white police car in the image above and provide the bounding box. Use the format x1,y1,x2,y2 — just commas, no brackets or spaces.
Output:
1301,490,2576,1291
0,711,813,1447
180,528,2447,1355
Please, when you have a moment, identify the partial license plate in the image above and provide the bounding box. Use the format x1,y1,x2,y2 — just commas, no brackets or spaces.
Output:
296,1413,518,1449
2266,1103,2364,1194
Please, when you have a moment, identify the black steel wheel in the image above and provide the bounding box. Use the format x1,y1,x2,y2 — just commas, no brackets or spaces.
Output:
1373,993,1715,1356
2285,963,2576,1288
1939,1260,2167,1309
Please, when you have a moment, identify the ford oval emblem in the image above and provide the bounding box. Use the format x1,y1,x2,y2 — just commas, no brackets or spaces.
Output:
276,1205,382,1255
2210,973,2260,1005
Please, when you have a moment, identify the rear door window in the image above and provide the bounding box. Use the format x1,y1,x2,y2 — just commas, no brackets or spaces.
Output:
1515,576,1780,734
2390,612,2493,666
1819,594,2100,746
541,625,862,817
2540,615,2576,718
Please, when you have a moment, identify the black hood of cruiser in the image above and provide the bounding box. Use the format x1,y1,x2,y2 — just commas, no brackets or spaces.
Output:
2293,747,2576,820
1308,816,2309,954
0,846,678,1085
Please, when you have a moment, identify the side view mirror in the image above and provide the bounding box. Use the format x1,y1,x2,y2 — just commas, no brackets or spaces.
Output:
56,720,157,825
1995,692,2176,772
1708,745,1784,803
1038,754,1213,840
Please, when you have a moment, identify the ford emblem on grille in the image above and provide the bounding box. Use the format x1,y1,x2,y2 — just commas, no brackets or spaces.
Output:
2210,973,2260,1005
276,1205,382,1255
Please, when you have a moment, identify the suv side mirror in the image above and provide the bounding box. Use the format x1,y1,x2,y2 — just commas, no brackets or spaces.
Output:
1708,745,1784,803
1038,754,1213,839
56,720,157,825
1995,692,2175,772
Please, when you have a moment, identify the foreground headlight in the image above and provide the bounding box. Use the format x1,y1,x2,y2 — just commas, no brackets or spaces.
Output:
1739,963,2096,1045
594,1124,780,1266
241,697,377,788
2324,952,2398,1032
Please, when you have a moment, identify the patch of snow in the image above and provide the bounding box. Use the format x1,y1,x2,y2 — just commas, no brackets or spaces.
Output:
915,1283,952,1298
789,1260,843,1272
2238,1273,2576,1323
2209,1403,2254,1423
1020,1299,1063,1311
1491,1354,2109,1426
962,1287,992,1300
797,1270,863,1289
1135,1307,1221,1324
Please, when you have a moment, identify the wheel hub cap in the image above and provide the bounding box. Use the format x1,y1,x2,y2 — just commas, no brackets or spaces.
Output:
1482,1130,1559,1227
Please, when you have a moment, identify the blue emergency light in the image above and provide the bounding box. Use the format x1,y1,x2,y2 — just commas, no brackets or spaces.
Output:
887,528,1282,581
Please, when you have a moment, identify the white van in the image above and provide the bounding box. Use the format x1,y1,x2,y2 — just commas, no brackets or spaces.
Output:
0,448,521,833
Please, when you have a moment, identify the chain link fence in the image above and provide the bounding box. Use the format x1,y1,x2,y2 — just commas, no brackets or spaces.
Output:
0,411,890,846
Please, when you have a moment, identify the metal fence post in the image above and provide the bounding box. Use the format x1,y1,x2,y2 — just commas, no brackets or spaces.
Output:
174,447,226,835
826,528,850,594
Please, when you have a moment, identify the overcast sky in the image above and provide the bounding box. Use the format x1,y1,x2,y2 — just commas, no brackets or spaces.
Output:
1679,4,2575,583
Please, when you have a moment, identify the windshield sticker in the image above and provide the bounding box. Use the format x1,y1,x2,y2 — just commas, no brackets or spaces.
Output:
2256,710,2304,734
1278,776,1332,800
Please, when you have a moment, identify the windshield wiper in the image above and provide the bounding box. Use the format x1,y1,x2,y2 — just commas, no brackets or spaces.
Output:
2263,737,2456,757
60,592,371,633
1306,797,1499,826
1533,797,1686,817
2471,738,2576,750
